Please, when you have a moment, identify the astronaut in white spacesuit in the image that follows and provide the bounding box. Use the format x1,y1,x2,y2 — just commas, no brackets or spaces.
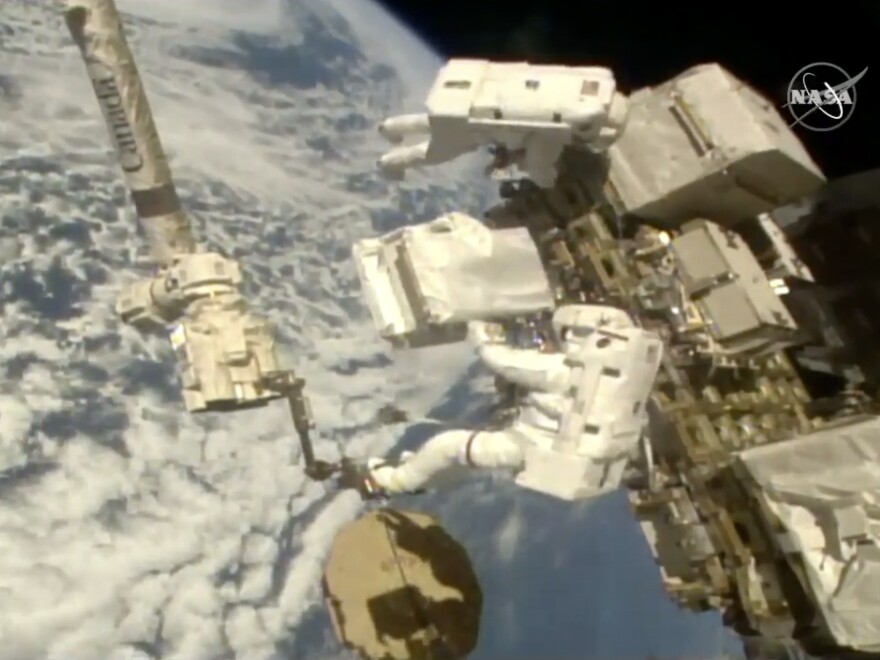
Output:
346,304,664,502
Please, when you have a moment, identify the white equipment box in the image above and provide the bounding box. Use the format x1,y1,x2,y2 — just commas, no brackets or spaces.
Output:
353,212,554,348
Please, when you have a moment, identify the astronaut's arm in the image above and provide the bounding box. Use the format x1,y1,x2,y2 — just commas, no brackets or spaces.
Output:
468,321,567,392
366,428,524,495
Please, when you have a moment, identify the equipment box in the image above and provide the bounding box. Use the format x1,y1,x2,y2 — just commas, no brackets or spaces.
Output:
353,212,554,348
671,220,798,355
608,63,825,227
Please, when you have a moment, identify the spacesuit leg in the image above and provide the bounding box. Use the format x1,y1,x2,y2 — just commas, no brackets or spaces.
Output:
369,428,525,494
378,113,430,144
377,141,430,179
377,139,472,179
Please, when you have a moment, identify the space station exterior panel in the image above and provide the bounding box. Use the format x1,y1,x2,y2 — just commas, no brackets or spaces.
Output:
353,212,554,348
670,220,798,355
607,63,825,227
735,416,880,651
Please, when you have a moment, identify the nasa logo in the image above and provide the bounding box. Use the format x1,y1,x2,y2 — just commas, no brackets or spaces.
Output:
783,62,869,132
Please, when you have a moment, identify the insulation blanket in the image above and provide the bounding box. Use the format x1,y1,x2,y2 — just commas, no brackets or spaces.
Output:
403,212,554,323
737,417,880,651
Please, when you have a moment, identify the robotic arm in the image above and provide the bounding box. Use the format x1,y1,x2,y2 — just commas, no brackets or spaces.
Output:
66,0,336,480
66,0,283,413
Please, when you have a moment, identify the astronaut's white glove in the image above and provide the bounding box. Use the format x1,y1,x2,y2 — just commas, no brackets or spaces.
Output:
364,453,430,498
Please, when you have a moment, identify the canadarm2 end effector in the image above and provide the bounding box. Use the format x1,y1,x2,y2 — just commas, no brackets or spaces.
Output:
116,251,244,331
117,252,285,412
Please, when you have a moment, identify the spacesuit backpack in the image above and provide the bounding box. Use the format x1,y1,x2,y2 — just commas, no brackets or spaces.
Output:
514,304,664,501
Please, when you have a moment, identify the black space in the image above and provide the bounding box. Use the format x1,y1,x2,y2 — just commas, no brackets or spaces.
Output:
377,0,879,179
